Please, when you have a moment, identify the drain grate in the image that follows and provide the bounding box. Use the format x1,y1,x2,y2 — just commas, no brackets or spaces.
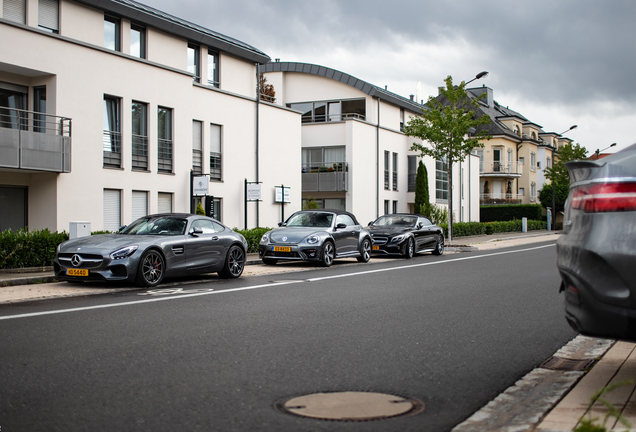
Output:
539,356,594,371
278,391,424,421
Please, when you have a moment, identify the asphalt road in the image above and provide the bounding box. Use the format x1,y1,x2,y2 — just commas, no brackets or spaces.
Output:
0,241,576,431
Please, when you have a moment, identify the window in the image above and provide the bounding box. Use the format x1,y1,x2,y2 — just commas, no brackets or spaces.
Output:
537,161,541,169
104,16,120,51
208,197,222,221
210,124,222,180
392,200,397,214
384,151,390,190
531,182,536,202
103,189,121,231
38,0,59,33
130,24,145,58
207,50,219,87
519,187,525,196
187,43,200,83
132,191,148,220
336,214,356,227
103,95,121,168
384,200,389,215
519,156,525,165
0,82,28,130
3,0,25,24
192,120,202,174
392,152,398,191
158,192,172,213
436,159,448,201
288,99,365,123
33,86,46,133
300,198,345,211
531,152,536,171
0,186,27,231
407,156,417,192
547,157,551,169
400,108,405,132
131,101,148,170
157,107,172,173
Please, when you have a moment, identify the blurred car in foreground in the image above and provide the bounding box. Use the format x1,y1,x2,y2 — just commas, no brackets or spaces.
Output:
367,214,444,258
259,210,372,267
54,213,248,287
557,143,636,341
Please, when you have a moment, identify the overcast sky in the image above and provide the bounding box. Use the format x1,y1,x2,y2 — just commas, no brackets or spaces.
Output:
144,0,635,155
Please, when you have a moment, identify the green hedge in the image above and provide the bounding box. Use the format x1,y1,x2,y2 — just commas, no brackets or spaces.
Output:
233,227,273,253
480,204,542,222
439,220,547,238
0,229,69,269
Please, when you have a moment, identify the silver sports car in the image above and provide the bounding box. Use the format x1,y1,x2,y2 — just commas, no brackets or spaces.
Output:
54,213,248,287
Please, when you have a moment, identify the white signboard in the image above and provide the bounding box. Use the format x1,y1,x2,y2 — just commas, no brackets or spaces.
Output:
275,186,291,203
247,184,261,201
193,176,209,196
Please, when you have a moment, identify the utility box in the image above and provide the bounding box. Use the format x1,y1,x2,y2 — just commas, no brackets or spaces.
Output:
69,222,91,239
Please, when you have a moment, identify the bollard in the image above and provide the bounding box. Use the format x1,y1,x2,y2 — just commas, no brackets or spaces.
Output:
522,217,527,233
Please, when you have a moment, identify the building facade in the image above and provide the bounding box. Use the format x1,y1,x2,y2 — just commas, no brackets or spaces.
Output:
263,62,480,226
0,0,300,232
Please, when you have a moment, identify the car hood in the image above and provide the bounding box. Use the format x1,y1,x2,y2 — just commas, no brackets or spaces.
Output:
268,227,328,243
367,226,412,236
59,234,168,253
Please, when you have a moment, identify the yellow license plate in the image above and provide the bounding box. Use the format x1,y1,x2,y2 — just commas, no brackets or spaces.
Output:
66,268,88,276
273,246,291,252
372,245,380,250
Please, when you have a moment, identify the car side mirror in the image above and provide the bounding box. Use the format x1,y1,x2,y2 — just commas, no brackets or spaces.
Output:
190,227,203,235
368,221,374,226
417,223,423,229
336,223,347,230
278,222,286,227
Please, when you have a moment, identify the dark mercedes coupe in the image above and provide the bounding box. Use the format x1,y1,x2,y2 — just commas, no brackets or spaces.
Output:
259,210,372,267
54,213,248,287
367,213,444,258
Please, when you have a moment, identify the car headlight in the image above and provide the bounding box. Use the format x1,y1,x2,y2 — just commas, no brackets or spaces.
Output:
390,235,405,243
261,234,269,243
110,245,139,260
306,235,320,244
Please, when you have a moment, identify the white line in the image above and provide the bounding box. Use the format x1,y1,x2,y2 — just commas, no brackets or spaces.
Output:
0,244,555,321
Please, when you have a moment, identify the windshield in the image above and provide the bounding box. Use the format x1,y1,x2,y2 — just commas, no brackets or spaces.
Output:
372,215,417,227
120,217,187,235
286,212,334,228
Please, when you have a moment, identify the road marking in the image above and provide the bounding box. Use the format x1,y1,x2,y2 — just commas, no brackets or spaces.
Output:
138,288,214,296
0,244,555,321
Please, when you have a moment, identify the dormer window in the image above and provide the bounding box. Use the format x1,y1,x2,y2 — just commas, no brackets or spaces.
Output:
531,132,537,140
514,125,521,136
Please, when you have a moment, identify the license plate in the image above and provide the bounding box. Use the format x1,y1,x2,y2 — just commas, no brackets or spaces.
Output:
372,245,380,250
273,246,291,252
66,268,88,276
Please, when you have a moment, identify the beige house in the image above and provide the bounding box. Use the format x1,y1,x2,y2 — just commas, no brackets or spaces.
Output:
467,86,568,206
0,0,301,232
263,62,480,225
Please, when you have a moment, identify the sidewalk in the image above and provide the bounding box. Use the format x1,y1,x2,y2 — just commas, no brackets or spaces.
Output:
4,230,631,431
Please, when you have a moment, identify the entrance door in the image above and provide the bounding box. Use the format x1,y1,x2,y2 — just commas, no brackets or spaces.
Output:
0,186,27,231
493,180,503,199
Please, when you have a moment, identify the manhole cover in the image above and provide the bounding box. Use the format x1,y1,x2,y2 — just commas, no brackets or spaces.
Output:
540,356,594,371
278,391,424,421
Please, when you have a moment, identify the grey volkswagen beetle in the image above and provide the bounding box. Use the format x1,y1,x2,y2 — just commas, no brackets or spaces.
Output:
54,213,248,287
259,209,372,267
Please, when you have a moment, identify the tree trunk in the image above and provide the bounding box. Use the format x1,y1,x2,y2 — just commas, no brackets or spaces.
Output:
447,161,453,243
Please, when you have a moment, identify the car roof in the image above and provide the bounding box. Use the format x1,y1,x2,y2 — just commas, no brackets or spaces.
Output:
293,209,360,225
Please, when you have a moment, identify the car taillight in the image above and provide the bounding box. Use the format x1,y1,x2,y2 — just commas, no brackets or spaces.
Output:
571,182,636,213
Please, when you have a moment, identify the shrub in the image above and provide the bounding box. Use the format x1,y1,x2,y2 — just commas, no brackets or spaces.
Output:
480,204,542,222
233,227,273,253
439,220,547,238
0,228,69,269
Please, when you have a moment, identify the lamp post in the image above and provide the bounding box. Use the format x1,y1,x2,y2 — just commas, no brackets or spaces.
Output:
551,125,578,230
465,71,489,86
595,143,617,159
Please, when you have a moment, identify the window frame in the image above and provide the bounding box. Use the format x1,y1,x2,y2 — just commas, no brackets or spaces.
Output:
131,101,148,171
392,152,398,191
103,95,122,168
384,151,390,190
209,123,222,181
104,15,121,52
207,50,219,88
187,43,201,83
192,120,203,175
130,23,146,59
157,106,173,173
38,0,59,33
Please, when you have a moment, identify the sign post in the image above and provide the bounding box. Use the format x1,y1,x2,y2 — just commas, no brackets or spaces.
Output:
190,171,209,213
244,179,262,229
275,185,291,224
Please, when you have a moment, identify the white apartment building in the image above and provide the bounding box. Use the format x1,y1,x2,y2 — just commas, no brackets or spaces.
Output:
0,0,300,232
263,62,480,226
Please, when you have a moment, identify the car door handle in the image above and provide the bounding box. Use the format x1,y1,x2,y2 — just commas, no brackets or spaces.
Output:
211,236,219,241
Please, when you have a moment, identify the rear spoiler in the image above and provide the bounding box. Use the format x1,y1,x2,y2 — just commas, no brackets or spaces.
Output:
565,160,602,184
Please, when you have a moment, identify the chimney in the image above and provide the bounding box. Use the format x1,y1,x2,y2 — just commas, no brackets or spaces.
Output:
468,86,493,108
410,94,414,101
275,58,280,62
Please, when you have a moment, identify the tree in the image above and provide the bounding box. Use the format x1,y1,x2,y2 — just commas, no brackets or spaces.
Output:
303,197,320,210
403,75,491,241
538,182,569,213
414,161,431,217
259,74,276,103
195,202,206,216
544,142,589,185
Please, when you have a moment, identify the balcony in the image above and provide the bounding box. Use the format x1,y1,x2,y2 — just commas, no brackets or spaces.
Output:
480,194,523,205
480,160,522,177
302,162,348,192
0,107,71,173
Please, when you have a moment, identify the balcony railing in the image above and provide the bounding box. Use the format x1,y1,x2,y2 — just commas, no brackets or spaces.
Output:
132,135,148,170
480,194,523,205
158,138,173,173
302,113,366,124
302,162,348,192
0,106,71,173
103,131,122,168
480,160,523,176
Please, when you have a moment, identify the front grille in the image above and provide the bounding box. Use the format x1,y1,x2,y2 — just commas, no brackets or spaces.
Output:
58,253,104,269
263,250,302,259
371,236,389,245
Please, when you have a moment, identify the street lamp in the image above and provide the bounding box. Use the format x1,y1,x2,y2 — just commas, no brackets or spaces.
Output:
550,125,578,231
595,143,617,158
465,71,489,86
559,125,578,135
